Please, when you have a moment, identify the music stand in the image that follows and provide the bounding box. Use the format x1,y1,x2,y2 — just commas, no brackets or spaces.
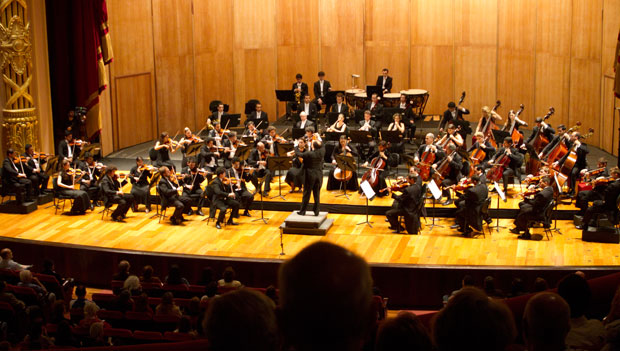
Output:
324,91,344,107
252,176,269,224
276,90,295,103
276,143,294,156
353,109,365,124
292,128,306,140
235,145,252,164
357,180,375,227
334,154,356,200
240,137,256,146
366,85,383,99
221,114,241,128
185,142,203,158
380,130,403,144
493,182,509,232
492,130,510,144
79,143,101,159
267,156,292,200
427,179,444,230
349,130,373,173
45,155,59,176
291,113,301,124
324,132,344,142
551,174,563,235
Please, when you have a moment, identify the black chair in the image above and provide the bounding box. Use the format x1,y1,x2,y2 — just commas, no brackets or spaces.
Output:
526,200,555,240
100,188,115,220
0,168,18,204
470,197,492,238
52,177,74,215
203,182,232,227
398,184,427,235
155,184,168,223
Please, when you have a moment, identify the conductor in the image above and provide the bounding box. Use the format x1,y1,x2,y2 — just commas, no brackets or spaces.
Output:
296,140,325,216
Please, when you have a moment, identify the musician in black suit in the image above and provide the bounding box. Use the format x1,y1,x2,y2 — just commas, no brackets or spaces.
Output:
358,111,378,162
327,135,359,191
453,175,488,237
287,73,309,118
510,176,554,240
329,93,349,115
376,68,393,93
295,111,315,130
578,167,620,230
385,171,422,234
248,142,273,197
242,121,263,142
227,158,254,216
526,117,555,146
246,103,269,129
467,131,496,168
198,138,220,172
399,94,416,143
365,93,383,122
296,140,325,216
208,122,229,147
440,101,471,141
433,143,463,206
58,130,77,165
487,137,523,193
539,124,568,159
553,131,589,195
22,144,49,196
100,166,134,222
2,149,33,203
128,157,152,213
157,166,191,225
210,167,240,229
313,71,332,108
209,103,227,126
415,133,444,163
298,94,318,121
79,153,102,209
181,157,206,216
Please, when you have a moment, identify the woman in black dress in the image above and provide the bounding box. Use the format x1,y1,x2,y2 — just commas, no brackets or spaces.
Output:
56,159,91,214
128,156,153,212
327,135,359,191
153,132,178,172
285,138,306,193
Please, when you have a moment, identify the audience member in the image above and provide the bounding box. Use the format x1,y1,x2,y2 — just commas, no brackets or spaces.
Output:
603,287,620,351
522,292,570,351
433,287,516,351
279,242,375,351
218,266,242,288
447,274,475,301
187,296,201,317
375,311,432,351
42,259,66,286
18,269,47,296
0,280,25,312
533,277,549,292
70,284,96,310
175,315,197,336
165,264,189,286
0,248,31,271
112,260,131,281
140,265,162,285
79,303,110,329
50,300,70,324
201,281,219,302
54,320,80,348
133,292,153,315
84,322,110,347
265,285,278,306
558,273,605,351
198,267,215,286
114,289,135,313
509,277,527,297
203,288,277,351
156,292,182,317
123,275,142,296
21,320,53,350
483,276,504,299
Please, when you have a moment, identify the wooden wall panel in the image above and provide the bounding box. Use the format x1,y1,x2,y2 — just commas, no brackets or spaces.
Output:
193,0,234,127
364,0,410,97
600,0,620,153
276,0,319,115
410,0,453,115
534,0,571,130
569,0,602,140
233,0,277,121
115,74,155,150
602,77,618,156
497,0,536,124
320,0,364,91
152,0,196,133
454,0,498,123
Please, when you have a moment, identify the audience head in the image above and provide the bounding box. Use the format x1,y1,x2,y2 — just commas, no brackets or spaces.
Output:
279,242,374,351
522,292,570,351
123,275,141,292
205,281,218,298
222,266,236,283
0,280,6,293
142,265,154,280
462,275,474,288
557,273,591,318
117,260,130,275
75,285,86,298
375,311,432,351
162,291,174,306
0,248,12,260
19,269,33,284
201,267,214,284
84,302,99,318
43,259,55,271
118,288,132,304
483,276,496,295
511,277,526,296
432,287,516,351
134,293,150,313
89,322,105,340
533,277,549,292
203,288,278,351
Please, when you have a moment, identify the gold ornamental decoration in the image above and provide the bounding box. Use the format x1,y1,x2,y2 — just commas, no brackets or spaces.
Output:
0,0,38,153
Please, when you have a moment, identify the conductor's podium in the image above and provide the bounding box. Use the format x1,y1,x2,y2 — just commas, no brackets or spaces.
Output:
280,211,333,236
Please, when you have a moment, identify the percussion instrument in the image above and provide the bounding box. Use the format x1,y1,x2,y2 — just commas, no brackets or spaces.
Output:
382,93,401,107
353,92,369,110
400,89,429,118
345,88,364,108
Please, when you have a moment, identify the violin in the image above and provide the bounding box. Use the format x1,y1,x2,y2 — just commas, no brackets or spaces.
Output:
32,152,48,160
592,177,613,187
68,139,89,147
139,164,157,172
66,168,83,176
190,168,211,176
13,156,29,163
379,179,408,193
113,172,128,180
209,145,227,152
521,187,543,198
582,168,605,181
222,177,240,185
524,175,541,185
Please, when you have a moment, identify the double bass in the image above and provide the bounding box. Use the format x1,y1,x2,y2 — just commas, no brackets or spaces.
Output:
506,104,525,146
544,122,581,165
555,128,594,187
476,100,501,147
531,107,555,153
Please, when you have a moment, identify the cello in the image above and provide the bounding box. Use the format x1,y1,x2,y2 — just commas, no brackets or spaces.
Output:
531,107,555,153
432,149,457,183
333,142,354,182
486,145,513,183
361,153,387,189
555,128,594,187
417,145,436,181
476,100,501,147
468,135,488,177
544,122,581,165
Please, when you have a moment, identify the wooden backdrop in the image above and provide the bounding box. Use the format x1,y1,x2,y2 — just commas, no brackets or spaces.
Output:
105,0,620,154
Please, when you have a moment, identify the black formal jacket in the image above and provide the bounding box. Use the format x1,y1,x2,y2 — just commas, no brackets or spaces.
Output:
248,149,268,169
129,166,150,187
181,166,205,192
295,119,315,130
100,175,125,204
292,82,309,97
376,75,393,92
358,120,378,136
526,124,556,144
463,183,488,207
57,139,73,163
433,152,462,180
467,140,496,162
158,176,180,202
247,111,269,125
210,112,227,124
558,141,589,170
365,102,384,120
21,153,46,177
603,180,620,212
439,108,471,131
210,177,230,203
393,177,422,214
313,80,331,99
298,102,318,119
296,143,325,172
330,102,349,115
525,185,554,212
416,145,446,162
2,158,22,183
492,147,523,171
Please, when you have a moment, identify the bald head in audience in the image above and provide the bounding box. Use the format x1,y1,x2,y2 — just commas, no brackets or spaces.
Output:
523,292,570,351
279,241,375,351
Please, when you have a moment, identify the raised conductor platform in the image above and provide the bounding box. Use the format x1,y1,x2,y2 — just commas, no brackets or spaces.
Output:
280,211,333,236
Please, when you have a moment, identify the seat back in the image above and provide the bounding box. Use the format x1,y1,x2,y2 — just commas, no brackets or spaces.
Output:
148,148,158,162
481,197,492,215
542,199,555,224
12,285,39,305
0,301,15,322
156,184,168,210
152,315,180,332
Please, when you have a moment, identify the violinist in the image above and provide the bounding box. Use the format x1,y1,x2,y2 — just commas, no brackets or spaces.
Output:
246,103,269,129
129,156,152,213
248,141,273,197
296,139,325,216
577,167,620,230
539,124,568,160
157,166,192,225
222,131,243,168
358,110,378,162
153,132,178,172
486,137,523,194
399,94,416,144
329,93,349,116
178,127,204,168
526,117,555,149
304,127,321,151
79,152,103,209
209,167,240,229
510,176,554,240
440,101,470,135
58,130,77,165
261,126,287,156
57,159,91,214
385,171,423,234
181,157,206,216
326,113,346,133
227,157,254,216
209,122,230,147
386,113,406,154
198,138,220,172
299,94,318,121
2,149,33,203
327,135,359,191
575,158,610,217
209,103,227,126
22,144,49,196
242,121,262,142
467,131,496,167
286,138,306,193
452,175,488,237
286,73,308,119
433,143,462,206
552,131,589,195
100,165,134,222
363,140,390,198
474,106,502,135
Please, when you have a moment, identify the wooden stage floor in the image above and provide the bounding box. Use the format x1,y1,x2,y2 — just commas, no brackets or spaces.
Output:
0,197,617,268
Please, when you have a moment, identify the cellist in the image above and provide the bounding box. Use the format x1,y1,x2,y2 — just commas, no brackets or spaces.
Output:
468,131,496,168
362,140,390,198
485,137,523,194
539,124,568,160
415,133,444,181
327,135,359,191
432,143,462,206
552,131,589,195
474,106,502,135
436,124,464,150
526,117,555,152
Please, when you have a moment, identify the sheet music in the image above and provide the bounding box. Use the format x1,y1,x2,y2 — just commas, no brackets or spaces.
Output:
360,180,376,201
494,182,507,202
428,179,442,200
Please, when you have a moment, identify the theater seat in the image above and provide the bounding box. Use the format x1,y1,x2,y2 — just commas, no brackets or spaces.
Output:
133,330,164,343
164,331,196,342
